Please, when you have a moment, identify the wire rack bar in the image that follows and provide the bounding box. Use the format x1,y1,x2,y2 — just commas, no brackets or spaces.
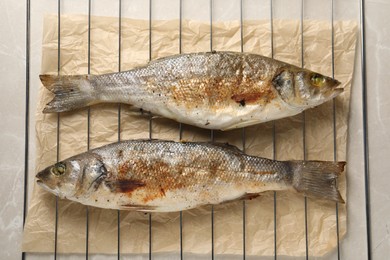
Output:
149,0,153,140
178,0,184,259
330,0,341,259
148,1,153,259
22,0,31,259
85,0,92,258
54,0,61,259
23,0,31,230
211,203,214,259
299,0,309,259
87,1,91,129
210,0,213,52
148,214,152,260
149,0,152,63
210,0,215,144
209,1,215,259
269,0,277,258
240,0,244,54
117,0,122,259
359,0,372,258
240,1,246,259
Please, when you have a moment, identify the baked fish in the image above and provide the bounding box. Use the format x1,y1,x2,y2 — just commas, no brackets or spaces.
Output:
36,139,345,212
40,51,342,130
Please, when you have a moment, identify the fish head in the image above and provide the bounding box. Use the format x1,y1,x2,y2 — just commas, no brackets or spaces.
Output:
36,154,107,199
273,68,342,108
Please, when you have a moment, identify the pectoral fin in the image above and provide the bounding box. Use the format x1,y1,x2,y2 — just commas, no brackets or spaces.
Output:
105,179,146,193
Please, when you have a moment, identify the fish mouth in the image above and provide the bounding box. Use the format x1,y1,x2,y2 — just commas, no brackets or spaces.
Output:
333,87,344,95
326,88,343,101
330,79,343,98
36,179,47,189
36,179,58,196
333,80,343,90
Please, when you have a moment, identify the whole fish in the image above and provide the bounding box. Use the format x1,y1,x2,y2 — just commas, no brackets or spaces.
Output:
36,139,345,212
40,51,342,130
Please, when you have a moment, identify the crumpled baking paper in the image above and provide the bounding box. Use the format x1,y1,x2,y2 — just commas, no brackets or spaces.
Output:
22,14,357,257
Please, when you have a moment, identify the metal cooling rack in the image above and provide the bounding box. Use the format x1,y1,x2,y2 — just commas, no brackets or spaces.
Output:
22,0,372,259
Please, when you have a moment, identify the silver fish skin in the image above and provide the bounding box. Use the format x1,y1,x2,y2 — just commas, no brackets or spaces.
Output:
40,51,342,130
36,139,345,212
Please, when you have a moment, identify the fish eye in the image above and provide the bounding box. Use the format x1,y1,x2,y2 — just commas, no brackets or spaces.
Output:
51,162,66,176
310,74,326,87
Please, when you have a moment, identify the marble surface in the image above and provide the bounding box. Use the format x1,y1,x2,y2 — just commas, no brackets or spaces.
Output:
0,0,389,259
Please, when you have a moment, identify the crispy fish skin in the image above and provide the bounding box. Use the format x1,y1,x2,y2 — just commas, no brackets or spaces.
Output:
40,52,342,130
36,139,345,212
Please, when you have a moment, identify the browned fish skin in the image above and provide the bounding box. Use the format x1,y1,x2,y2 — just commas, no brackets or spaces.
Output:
47,52,280,107
40,52,341,130
36,140,345,212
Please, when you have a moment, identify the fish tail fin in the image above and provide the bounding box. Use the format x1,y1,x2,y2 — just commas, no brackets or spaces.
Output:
40,74,96,113
289,160,346,203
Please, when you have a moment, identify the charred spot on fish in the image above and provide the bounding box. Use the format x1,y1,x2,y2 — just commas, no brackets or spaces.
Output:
105,179,146,193
231,93,262,104
117,150,124,158
205,121,210,126
160,187,166,196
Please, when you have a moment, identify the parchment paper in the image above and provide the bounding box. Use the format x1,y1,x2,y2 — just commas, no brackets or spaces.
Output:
22,14,357,257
